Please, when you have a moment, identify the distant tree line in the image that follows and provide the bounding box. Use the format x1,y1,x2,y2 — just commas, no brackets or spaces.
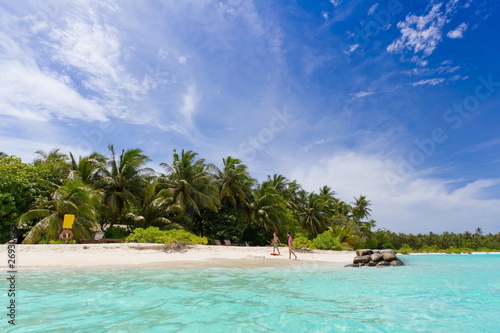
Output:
0,148,498,251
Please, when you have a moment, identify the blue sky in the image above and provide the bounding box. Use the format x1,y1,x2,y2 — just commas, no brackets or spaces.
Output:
1,0,499,234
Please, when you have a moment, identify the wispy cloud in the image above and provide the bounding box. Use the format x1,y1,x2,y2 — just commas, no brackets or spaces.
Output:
0,9,108,123
411,78,445,86
447,22,468,39
459,138,500,153
329,0,343,8
367,3,379,15
387,4,447,60
402,64,460,76
350,91,374,98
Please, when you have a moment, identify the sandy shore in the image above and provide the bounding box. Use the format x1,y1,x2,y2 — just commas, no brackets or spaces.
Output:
0,243,355,270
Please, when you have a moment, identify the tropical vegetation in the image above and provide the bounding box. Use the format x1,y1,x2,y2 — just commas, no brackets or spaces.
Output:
1,148,499,252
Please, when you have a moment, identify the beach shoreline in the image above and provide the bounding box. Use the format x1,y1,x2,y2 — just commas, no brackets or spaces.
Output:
0,244,356,270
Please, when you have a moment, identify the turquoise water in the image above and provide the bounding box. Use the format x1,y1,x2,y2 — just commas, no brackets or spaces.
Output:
5,255,500,332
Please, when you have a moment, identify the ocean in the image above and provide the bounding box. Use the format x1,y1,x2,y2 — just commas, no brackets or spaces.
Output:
6,254,500,332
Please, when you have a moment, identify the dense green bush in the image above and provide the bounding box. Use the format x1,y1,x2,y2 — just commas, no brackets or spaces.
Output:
419,245,440,253
105,226,131,239
293,236,314,249
311,231,342,250
126,227,208,245
444,247,473,254
397,243,413,254
48,239,76,244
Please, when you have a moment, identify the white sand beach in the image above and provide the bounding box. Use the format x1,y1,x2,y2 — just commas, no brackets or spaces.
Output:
0,244,356,270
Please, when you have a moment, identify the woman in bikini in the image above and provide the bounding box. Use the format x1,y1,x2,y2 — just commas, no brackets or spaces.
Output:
287,232,297,260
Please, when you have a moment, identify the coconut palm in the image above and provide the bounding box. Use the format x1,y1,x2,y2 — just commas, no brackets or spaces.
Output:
319,185,336,198
33,148,68,166
68,152,108,185
217,156,255,208
266,174,289,194
251,186,285,233
299,193,329,238
125,180,182,229
160,149,219,230
99,145,153,228
351,195,372,222
16,179,100,244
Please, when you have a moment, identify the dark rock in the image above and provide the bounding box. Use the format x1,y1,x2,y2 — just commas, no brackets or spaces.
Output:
353,255,371,264
348,249,404,267
356,249,373,256
390,259,405,266
376,260,391,266
383,253,397,261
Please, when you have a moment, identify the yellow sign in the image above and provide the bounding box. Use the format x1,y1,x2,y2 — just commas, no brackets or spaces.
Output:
62,214,75,229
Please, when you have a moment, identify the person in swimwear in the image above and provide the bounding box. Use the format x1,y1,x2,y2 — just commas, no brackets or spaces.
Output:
271,232,280,255
286,232,297,260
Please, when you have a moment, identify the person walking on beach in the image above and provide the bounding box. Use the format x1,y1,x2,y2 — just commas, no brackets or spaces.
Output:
287,232,297,260
271,232,281,255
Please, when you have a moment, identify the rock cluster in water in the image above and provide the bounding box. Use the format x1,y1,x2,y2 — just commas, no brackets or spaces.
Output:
345,249,405,267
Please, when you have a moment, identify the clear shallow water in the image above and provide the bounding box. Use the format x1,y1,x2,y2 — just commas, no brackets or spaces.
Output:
6,255,500,332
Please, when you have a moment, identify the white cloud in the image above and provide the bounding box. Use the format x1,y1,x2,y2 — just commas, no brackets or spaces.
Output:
387,4,448,59
286,151,500,233
330,0,343,8
411,78,445,86
342,44,359,56
403,65,460,76
49,8,150,119
0,10,108,123
350,91,374,98
179,84,198,128
447,22,468,39
368,4,379,15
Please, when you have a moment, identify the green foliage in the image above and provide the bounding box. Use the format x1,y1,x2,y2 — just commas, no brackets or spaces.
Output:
362,229,500,252
420,245,440,253
126,227,207,244
5,148,500,251
49,239,77,244
293,236,314,249
311,231,343,250
397,243,414,254
105,226,131,239
444,247,473,254
161,229,208,245
241,223,269,246
0,156,49,242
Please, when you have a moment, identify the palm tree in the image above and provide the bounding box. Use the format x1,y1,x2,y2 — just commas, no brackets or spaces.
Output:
351,195,372,222
217,156,255,208
33,148,71,186
16,179,100,243
68,152,108,185
33,148,68,165
251,186,285,233
266,174,289,194
299,193,329,238
160,149,219,230
99,145,153,228
319,185,336,198
125,180,182,229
